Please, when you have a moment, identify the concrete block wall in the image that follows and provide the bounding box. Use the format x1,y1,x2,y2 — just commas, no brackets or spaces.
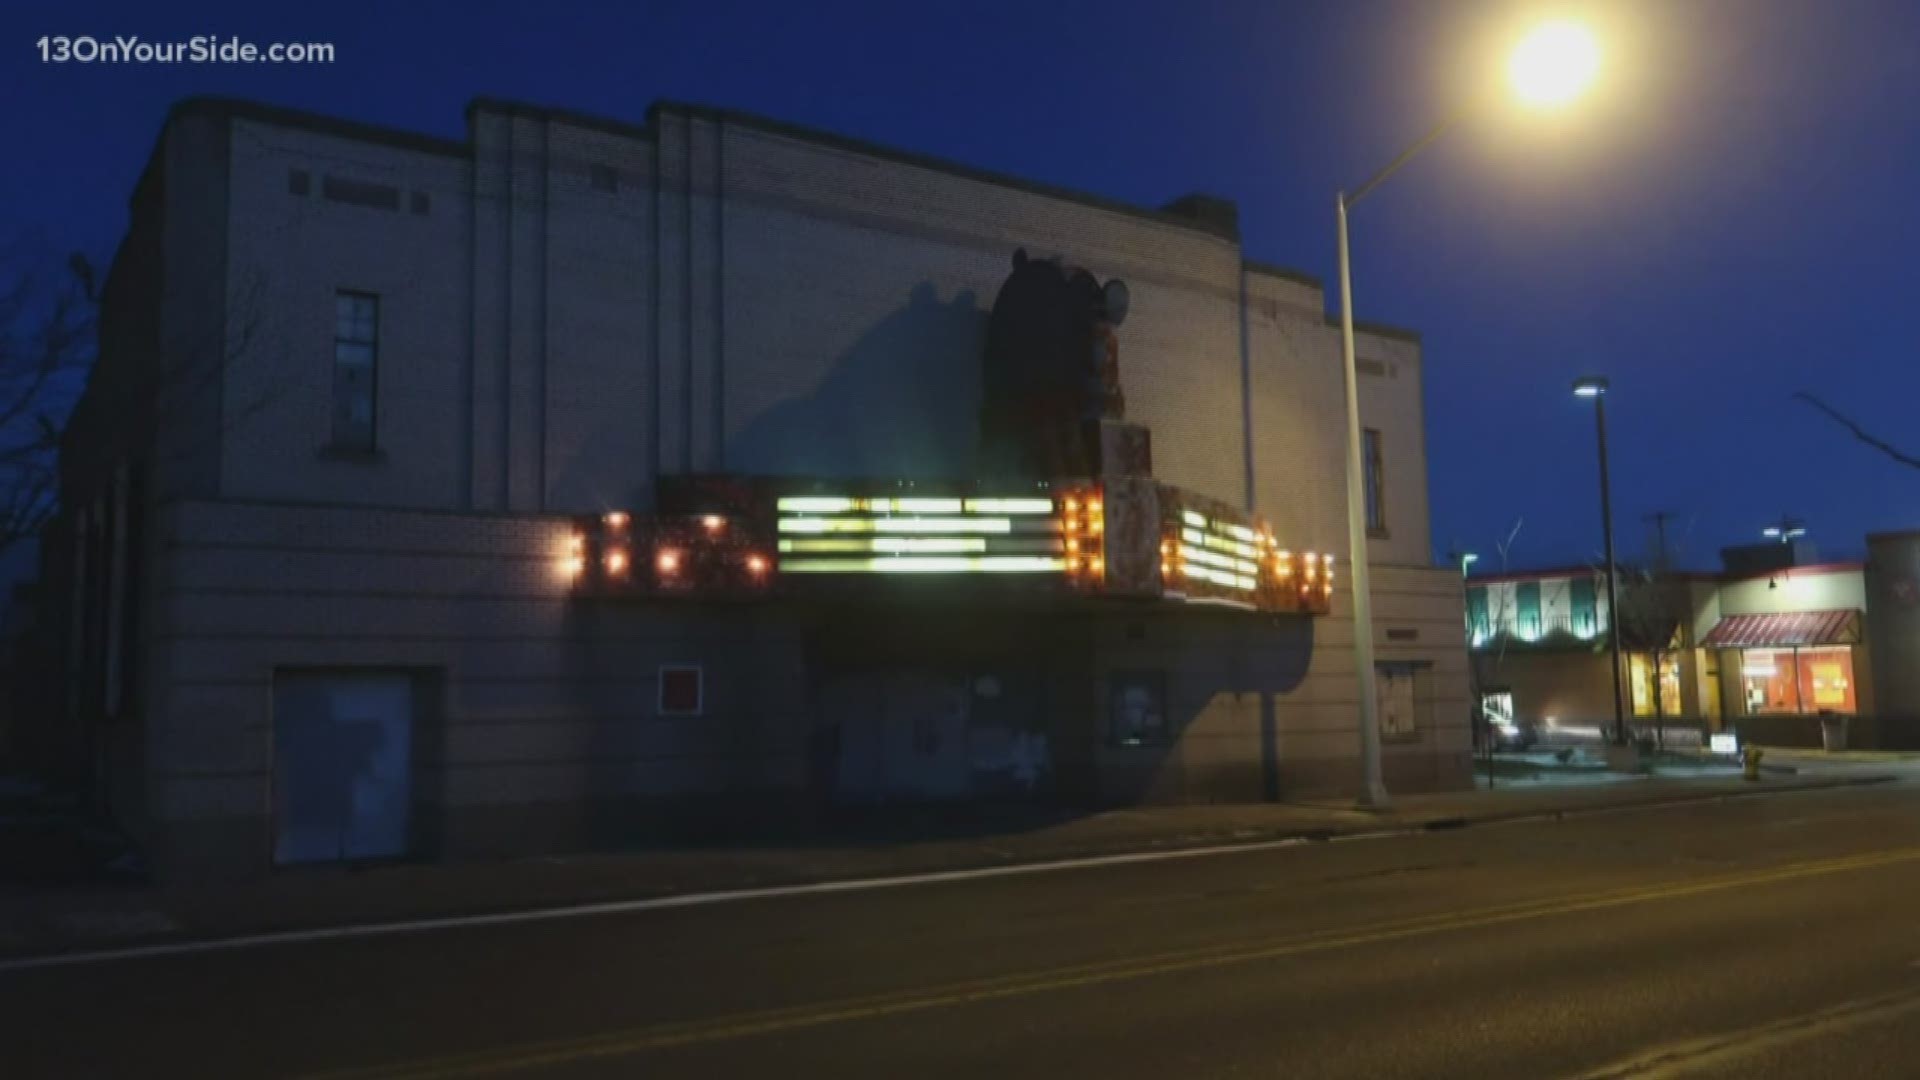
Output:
535,119,658,511
714,114,1247,505
1242,267,1433,569
1474,649,1618,732
1088,563,1471,803
222,117,473,511
212,99,1440,565
141,498,809,872
1244,271,1346,556
155,110,232,504
1352,328,1433,569
1867,534,1920,720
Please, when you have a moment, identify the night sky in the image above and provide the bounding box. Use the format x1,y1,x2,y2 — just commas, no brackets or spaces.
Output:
6,0,1918,571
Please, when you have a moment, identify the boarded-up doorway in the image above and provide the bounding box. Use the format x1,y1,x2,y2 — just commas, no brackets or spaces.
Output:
273,672,414,865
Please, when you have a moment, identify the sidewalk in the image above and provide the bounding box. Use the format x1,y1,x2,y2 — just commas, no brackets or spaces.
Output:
1750,746,1920,766
0,770,1899,963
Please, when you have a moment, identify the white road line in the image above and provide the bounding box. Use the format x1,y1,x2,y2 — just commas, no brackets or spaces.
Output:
0,833,1346,974
0,778,1891,975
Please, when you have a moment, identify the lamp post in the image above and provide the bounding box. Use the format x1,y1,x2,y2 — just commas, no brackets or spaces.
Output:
1455,550,1492,787
1338,19,1601,808
1574,376,1628,746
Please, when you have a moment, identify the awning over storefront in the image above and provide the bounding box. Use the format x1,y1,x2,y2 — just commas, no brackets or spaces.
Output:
1700,609,1861,649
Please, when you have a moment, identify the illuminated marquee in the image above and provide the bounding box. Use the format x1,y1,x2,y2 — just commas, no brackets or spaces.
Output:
567,478,1333,615
775,492,1068,574
1156,491,1335,615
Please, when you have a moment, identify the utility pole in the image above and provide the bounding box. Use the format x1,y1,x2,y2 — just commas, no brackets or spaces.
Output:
1644,510,1677,571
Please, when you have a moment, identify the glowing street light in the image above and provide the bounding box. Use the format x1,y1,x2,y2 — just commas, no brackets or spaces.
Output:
1763,517,1808,543
1335,18,1604,809
1509,20,1602,110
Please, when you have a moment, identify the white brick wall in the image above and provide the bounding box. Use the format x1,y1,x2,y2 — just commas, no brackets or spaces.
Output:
146,498,811,817
716,119,1249,505
222,119,473,510
209,101,1438,561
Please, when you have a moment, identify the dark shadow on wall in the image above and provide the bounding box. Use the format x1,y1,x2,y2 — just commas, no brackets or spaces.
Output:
516,601,1335,855
546,391,657,514
543,283,985,511
1094,610,1317,807
728,283,988,478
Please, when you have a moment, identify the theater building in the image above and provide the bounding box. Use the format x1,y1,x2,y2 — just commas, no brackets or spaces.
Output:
53,96,1469,877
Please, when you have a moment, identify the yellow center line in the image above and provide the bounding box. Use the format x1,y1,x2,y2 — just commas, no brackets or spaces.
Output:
310,845,1920,1079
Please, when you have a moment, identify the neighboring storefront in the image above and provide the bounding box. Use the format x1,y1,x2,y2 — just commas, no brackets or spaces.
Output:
1702,612,1862,717
1467,558,1893,744
1701,567,1872,726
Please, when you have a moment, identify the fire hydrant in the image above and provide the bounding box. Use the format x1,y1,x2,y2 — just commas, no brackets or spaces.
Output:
1743,746,1765,781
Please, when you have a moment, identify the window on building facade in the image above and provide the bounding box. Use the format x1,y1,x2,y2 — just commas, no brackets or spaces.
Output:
1480,689,1514,727
1376,663,1421,737
1628,653,1683,717
1514,581,1542,640
658,664,705,716
1362,428,1386,536
332,291,379,451
1466,586,1490,645
1570,576,1599,636
1738,646,1856,715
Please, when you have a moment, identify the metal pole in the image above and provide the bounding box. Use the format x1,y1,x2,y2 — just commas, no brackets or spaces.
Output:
1337,194,1389,809
1455,552,1491,789
1595,393,1628,745
1792,645,1803,714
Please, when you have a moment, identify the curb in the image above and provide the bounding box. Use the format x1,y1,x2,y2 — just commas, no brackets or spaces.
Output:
0,773,1899,972
1438,774,1896,829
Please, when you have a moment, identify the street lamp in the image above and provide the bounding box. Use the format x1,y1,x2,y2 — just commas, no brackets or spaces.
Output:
1573,376,1627,746
1508,20,1602,110
1459,551,1480,577
1337,20,1601,809
1762,517,1807,543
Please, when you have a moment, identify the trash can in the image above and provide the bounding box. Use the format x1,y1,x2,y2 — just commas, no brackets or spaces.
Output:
1819,712,1849,751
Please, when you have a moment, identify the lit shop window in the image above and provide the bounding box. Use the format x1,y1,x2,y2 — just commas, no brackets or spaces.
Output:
1628,653,1683,717
1739,646,1855,715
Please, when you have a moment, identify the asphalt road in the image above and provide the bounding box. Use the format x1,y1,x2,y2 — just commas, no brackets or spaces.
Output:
9,784,1920,1078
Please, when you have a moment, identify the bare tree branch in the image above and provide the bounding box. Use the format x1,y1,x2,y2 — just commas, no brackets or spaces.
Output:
1796,391,1920,470
0,240,94,556
0,237,283,559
